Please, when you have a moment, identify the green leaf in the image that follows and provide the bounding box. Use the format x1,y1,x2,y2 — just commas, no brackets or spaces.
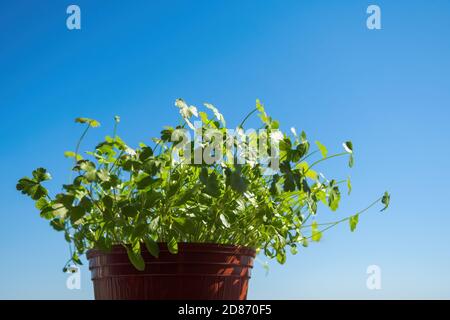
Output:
296,141,310,159
72,252,83,265
32,168,52,182
167,237,178,254
204,103,225,126
219,214,230,228
79,196,93,211
230,170,247,193
75,117,101,127
79,160,96,172
270,120,280,130
136,175,154,190
69,206,85,224
144,237,160,258
39,206,56,220
290,246,298,255
300,130,307,141
347,176,352,195
199,111,209,124
302,238,309,247
269,175,280,195
381,192,390,211
35,197,49,210
205,172,221,197
343,141,353,153
276,251,286,264
96,168,110,182
64,151,83,161
172,216,196,237
50,218,65,232
311,221,322,242
315,141,328,158
55,193,75,208
16,178,48,200
173,186,198,206
160,127,174,141
139,146,153,161
256,99,265,113
283,174,296,192
126,243,145,271
348,154,354,168
256,99,271,125
349,214,359,232
121,205,138,218
297,162,318,180
47,204,68,218
328,186,341,211
199,167,208,185
102,195,113,210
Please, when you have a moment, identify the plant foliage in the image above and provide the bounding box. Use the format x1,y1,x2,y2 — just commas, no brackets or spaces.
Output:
17,99,390,270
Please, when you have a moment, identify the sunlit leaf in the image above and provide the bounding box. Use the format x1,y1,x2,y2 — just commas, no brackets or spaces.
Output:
347,176,352,195
16,177,48,200
126,243,145,271
381,192,390,211
64,151,83,161
311,221,322,242
32,168,51,182
69,206,85,225
144,237,159,258
343,141,353,153
328,186,340,211
349,154,354,168
349,214,359,232
75,117,100,127
204,103,226,126
167,237,178,254
230,170,247,193
219,214,230,228
121,205,138,218
315,141,328,158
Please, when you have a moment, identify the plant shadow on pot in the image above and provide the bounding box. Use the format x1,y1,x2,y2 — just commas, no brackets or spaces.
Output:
87,243,256,300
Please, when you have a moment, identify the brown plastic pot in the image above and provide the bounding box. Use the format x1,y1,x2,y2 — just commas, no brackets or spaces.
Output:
87,243,256,300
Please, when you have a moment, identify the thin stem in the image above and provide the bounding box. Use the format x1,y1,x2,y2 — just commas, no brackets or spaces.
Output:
301,196,383,234
69,124,90,182
74,124,91,166
306,152,348,173
113,120,119,138
239,108,258,128
300,150,319,163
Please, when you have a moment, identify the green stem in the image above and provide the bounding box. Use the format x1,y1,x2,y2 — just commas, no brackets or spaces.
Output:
301,196,383,235
69,124,90,182
306,152,348,173
113,121,118,138
74,124,90,166
239,108,258,128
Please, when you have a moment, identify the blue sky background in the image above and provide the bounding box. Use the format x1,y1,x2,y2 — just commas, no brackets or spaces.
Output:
1,0,449,299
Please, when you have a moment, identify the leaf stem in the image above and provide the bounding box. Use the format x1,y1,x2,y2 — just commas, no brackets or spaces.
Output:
239,108,258,128
306,152,348,173
301,196,383,234
74,124,91,166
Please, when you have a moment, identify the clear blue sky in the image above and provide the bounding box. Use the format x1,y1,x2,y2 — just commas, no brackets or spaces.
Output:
1,0,449,299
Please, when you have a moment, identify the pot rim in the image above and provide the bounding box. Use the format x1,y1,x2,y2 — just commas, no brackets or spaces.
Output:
86,242,256,259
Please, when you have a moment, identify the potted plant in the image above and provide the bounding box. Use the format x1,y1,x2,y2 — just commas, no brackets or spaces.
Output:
17,99,390,300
